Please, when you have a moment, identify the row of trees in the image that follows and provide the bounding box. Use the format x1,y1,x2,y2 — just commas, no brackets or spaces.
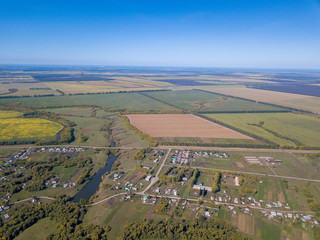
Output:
119,218,249,240
212,172,222,193
121,116,158,147
190,169,199,186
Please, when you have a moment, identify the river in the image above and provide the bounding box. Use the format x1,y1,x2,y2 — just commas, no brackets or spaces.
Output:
72,154,117,202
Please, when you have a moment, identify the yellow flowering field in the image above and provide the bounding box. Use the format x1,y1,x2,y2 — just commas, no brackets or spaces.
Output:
0,110,63,141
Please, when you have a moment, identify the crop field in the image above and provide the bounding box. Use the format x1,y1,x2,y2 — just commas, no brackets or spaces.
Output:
126,114,253,139
45,107,94,117
145,90,284,112
44,81,163,94
253,84,320,97
0,110,63,141
198,85,320,114
204,113,320,148
0,92,175,110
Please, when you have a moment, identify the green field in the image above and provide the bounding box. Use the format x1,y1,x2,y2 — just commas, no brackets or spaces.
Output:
261,221,281,240
145,90,284,112
45,107,94,117
84,196,154,240
0,92,175,110
52,166,78,179
204,112,320,148
0,110,63,141
14,218,57,240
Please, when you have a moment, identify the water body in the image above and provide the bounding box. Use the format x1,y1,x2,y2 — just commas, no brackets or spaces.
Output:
72,154,117,202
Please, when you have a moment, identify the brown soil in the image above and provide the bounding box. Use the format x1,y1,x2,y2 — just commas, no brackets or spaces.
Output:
127,114,252,139
235,162,245,168
278,192,285,203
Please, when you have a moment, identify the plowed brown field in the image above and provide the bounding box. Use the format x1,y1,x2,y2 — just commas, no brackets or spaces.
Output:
126,114,252,139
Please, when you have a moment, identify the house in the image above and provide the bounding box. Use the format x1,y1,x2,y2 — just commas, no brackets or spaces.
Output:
142,195,149,204
145,175,152,181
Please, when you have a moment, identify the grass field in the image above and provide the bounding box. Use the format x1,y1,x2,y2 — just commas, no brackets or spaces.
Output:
145,90,284,112
14,218,57,240
0,92,175,110
0,110,63,141
52,166,78,179
64,116,111,147
198,85,320,114
127,114,252,139
261,221,281,240
84,196,154,240
204,112,320,148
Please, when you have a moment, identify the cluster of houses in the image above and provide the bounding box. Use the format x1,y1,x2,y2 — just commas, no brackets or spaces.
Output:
46,177,60,188
194,151,229,159
210,194,291,211
152,150,165,163
0,205,11,221
112,173,123,181
1,149,31,170
141,195,157,204
153,187,179,196
38,147,85,153
261,210,318,226
171,150,190,165
244,156,282,165
63,182,77,188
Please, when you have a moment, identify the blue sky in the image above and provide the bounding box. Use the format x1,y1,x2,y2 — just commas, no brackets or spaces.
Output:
0,0,319,68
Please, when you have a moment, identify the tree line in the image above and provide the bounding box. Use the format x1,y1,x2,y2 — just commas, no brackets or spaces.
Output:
119,218,249,240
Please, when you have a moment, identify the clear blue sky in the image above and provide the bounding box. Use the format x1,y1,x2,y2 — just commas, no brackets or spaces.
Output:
0,0,319,68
